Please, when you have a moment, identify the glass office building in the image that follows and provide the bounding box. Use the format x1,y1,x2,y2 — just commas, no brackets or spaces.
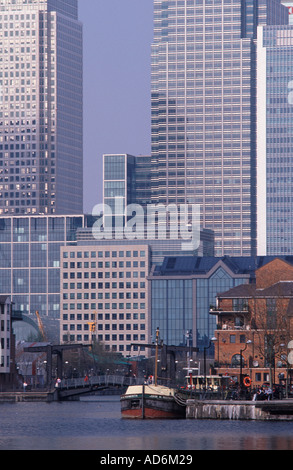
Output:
281,1,293,24
257,23,293,255
103,154,152,214
0,0,83,215
0,214,85,321
151,0,288,257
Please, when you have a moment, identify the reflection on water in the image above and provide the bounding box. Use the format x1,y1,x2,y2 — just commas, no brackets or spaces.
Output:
0,396,293,450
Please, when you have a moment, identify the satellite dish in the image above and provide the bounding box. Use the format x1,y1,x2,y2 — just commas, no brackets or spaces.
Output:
288,351,293,366
253,360,259,367
288,340,293,349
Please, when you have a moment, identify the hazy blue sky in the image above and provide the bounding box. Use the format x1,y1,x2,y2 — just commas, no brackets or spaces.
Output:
79,0,154,213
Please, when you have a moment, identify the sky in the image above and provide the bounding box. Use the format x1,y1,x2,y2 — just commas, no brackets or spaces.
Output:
78,0,154,214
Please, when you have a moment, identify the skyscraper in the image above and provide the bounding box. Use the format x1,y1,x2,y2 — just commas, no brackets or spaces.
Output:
257,22,293,255
0,0,83,216
281,1,293,23
151,0,288,257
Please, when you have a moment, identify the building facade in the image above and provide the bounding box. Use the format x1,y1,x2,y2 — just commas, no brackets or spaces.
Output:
282,1,293,24
60,244,150,356
0,295,13,375
151,0,288,257
149,255,293,355
149,256,261,351
0,214,86,328
0,294,18,392
211,258,293,388
103,154,152,226
257,23,293,256
0,0,83,215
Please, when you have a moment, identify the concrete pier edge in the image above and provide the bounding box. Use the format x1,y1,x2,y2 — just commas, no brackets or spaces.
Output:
186,399,293,420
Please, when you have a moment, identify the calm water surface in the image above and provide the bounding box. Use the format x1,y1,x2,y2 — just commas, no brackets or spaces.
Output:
0,395,293,451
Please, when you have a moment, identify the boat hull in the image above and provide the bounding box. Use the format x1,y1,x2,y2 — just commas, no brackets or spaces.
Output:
120,384,186,419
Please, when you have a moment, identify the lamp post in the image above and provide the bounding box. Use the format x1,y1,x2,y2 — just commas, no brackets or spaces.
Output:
240,340,252,389
203,337,217,384
287,340,293,398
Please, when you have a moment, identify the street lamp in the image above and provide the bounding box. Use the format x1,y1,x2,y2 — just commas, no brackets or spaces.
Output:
240,340,252,388
204,337,217,384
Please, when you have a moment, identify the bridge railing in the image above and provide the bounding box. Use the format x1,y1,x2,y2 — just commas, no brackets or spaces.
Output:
57,375,144,390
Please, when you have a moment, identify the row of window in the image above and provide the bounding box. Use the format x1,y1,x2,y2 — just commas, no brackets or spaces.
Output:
62,324,146,332
61,336,144,353
63,313,145,320
63,272,146,280
62,303,146,311
63,261,146,269
63,250,146,259
63,282,145,290
63,292,145,300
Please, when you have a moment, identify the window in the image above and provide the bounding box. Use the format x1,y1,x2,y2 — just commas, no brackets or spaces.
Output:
231,354,241,367
240,334,246,343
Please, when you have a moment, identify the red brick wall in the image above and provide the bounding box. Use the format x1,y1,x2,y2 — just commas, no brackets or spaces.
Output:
256,258,293,289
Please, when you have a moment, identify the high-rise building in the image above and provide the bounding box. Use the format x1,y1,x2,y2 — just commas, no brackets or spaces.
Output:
281,1,293,23
151,0,288,257
103,154,152,216
257,22,293,255
0,0,83,216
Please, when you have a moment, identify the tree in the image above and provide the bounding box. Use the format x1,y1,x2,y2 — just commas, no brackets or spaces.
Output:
251,283,293,387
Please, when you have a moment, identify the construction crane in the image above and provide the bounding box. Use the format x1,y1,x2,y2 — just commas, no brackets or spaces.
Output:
35,310,47,342
87,311,97,345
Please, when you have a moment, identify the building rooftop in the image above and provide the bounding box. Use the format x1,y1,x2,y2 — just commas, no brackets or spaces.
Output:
152,256,293,277
217,280,293,300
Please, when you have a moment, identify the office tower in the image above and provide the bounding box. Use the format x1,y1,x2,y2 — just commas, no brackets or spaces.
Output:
0,0,83,215
103,154,136,221
282,1,293,23
103,154,152,213
257,23,293,255
151,0,288,257
102,154,152,232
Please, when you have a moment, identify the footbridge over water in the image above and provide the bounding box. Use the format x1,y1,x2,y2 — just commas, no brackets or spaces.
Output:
56,375,143,401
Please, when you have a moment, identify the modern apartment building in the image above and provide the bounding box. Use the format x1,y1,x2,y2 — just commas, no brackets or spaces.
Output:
60,244,150,356
0,0,83,215
150,0,288,257
257,22,293,255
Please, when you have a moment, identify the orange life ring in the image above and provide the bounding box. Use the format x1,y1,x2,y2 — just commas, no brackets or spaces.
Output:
243,376,252,387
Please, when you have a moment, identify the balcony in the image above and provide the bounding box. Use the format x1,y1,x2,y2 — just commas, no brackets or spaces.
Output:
210,305,249,315
210,303,250,331
217,322,251,331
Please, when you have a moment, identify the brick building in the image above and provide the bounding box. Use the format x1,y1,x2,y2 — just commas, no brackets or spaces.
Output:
211,258,293,389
